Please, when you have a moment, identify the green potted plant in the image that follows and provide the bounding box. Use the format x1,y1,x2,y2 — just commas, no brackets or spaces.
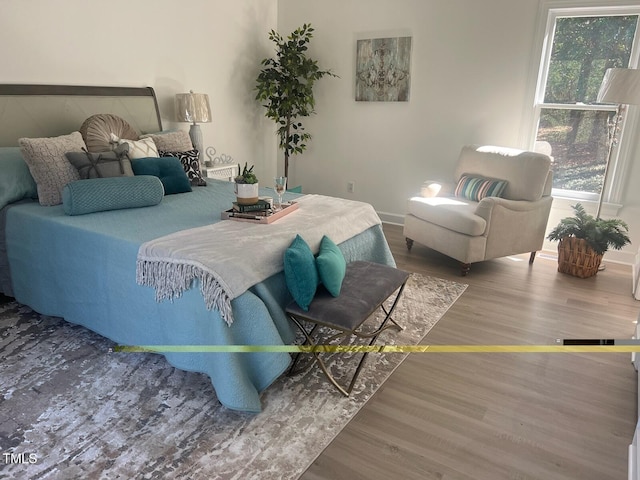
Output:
547,203,630,278
255,23,336,180
234,162,259,205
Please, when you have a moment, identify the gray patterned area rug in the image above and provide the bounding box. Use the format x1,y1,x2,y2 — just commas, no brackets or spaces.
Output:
0,273,466,480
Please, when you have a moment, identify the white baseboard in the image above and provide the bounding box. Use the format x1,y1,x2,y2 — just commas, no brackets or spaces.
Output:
539,249,633,265
600,250,636,266
377,211,404,226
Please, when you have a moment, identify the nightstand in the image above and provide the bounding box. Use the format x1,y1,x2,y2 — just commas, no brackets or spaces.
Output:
202,164,239,182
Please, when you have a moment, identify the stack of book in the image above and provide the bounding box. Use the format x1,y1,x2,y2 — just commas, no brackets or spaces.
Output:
228,199,272,219
222,199,298,224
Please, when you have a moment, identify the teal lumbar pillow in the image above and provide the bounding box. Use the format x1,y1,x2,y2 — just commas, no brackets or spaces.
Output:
316,235,347,297
283,234,319,311
62,175,164,215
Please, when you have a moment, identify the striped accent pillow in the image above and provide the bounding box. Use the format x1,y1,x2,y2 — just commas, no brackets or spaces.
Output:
454,175,508,201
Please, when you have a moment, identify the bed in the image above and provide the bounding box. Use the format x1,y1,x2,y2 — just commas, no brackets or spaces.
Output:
0,84,395,413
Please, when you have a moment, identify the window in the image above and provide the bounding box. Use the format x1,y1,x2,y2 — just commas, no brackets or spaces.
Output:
533,6,640,202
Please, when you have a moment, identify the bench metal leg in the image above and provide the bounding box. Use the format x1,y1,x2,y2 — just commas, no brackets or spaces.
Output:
287,314,354,396
288,323,319,376
344,285,406,394
288,280,407,397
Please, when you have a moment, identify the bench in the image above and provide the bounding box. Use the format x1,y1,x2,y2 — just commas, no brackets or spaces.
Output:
285,261,410,396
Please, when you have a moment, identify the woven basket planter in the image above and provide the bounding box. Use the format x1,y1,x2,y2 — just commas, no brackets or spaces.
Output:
557,237,603,278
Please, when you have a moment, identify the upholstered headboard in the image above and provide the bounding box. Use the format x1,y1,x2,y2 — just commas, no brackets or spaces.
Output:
0,84,162,147
0,84,164,297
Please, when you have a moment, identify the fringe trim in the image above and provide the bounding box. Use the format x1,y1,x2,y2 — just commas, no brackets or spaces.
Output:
136,259,234,326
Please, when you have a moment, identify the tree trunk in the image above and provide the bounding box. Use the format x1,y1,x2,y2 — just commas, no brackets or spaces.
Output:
284,116,291,179
284,150,289,179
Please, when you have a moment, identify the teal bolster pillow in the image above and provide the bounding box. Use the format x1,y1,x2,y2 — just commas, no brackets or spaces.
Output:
130,156,192,195
62,175,164,216
316,235,346,297
283,234,319,311
454,174,508,201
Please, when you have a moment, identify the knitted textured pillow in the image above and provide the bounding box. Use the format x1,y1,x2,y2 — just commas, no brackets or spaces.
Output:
143,131,193,152
19,131,86,206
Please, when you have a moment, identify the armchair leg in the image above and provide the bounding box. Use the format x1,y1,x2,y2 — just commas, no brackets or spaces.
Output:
460,263,471,276
529,252,536,264
406,238,414,251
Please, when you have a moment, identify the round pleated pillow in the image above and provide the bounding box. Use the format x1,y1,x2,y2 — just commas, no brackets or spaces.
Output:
80,114,139,152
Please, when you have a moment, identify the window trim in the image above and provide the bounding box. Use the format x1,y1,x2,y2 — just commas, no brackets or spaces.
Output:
525,1,640,206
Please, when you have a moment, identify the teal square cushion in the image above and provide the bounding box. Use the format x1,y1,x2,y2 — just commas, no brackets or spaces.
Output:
0,147,38,209
283,234,319,311
316,235,346,297
130,156,192,195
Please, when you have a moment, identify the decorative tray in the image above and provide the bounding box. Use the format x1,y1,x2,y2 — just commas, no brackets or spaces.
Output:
221,202,299,224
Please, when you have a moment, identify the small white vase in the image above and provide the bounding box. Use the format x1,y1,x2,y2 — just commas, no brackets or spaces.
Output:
235,182,259,205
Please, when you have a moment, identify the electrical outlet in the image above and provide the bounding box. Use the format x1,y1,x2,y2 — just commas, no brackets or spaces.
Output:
347,181,355,193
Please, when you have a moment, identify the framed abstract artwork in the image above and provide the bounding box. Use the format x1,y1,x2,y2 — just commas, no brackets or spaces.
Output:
355,36,412,102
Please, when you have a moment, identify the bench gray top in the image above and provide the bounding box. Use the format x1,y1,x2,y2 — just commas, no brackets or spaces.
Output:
285,261,410,331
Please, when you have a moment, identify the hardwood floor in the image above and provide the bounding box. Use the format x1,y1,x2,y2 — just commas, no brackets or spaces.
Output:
301,224,639,480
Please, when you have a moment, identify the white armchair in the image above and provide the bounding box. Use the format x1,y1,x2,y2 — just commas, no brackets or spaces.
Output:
403,145,553,275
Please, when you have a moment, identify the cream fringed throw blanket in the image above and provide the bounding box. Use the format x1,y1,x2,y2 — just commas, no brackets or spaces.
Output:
136,195,382,325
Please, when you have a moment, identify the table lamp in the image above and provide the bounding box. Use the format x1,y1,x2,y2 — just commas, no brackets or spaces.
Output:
175,90,211,159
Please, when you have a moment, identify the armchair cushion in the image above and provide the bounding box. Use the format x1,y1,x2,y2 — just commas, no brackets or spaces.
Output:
407,196,486,236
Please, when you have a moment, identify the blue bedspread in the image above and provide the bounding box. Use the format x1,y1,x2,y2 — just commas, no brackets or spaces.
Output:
5,180,394,412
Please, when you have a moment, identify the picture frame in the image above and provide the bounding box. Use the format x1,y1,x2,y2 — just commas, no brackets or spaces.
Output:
355,36,412,102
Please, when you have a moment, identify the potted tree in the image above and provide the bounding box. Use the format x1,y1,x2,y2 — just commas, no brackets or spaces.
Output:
234,163,259,205
547,203,630,278
255,23,336,180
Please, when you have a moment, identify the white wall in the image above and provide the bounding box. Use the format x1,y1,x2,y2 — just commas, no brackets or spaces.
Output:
277,0,640,265
277,0,541,212
4,0,639,264
0,0,279,183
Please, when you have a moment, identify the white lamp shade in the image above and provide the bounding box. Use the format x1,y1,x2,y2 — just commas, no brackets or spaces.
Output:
597,68,640,105
175,91,212,123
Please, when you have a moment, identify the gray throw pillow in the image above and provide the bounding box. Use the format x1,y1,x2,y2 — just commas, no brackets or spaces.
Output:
66,144,133,179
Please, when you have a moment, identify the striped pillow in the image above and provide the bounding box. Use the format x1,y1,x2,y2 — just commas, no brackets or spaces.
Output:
455,175,508,201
